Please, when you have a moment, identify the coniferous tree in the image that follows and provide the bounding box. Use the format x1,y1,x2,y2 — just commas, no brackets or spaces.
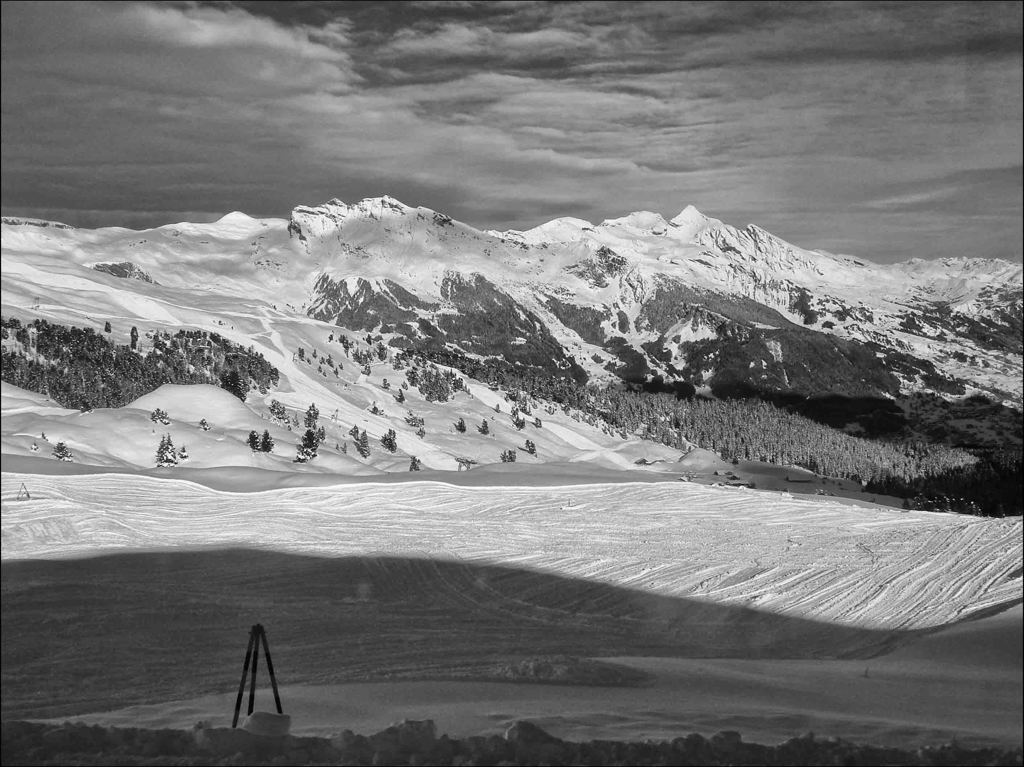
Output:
295,428,319,462
304,403,320,428
130,326,139,351
409,455,421,471
220,369,247,401
381,428,398,453
357,429,371,458
104,321,111,333
455,417,467,433
501,449,517,463
260,430,274,453
416,425,426,439
156,435,178,467
247,431,260,451
349,424,360,440
394,388,406,403
269,400,287,423
199,418,210,431
178,445,189,461
478,418,490,435
52,442,73,462
525,439,536,455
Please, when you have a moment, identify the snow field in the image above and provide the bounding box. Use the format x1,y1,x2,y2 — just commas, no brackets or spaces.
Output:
2,470,1019,631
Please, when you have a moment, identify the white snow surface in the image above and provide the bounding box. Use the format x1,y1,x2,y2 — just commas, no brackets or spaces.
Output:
2,467,1020,631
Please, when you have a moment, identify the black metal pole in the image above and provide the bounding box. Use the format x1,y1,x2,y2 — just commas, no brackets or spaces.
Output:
231,627,256,728
258,624,284,714
247,625,260,716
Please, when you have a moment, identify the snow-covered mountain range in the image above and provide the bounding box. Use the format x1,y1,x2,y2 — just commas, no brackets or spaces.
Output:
3,196,1021,433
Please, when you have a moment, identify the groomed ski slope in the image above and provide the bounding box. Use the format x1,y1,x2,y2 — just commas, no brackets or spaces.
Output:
2,470,1020,631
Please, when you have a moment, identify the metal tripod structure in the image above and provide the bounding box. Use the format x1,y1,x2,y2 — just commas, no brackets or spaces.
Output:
232,623,283,728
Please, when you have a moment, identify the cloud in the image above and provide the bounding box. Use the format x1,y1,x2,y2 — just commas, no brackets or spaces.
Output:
382,21,598,59
1,1,1021,262
1,1,361,98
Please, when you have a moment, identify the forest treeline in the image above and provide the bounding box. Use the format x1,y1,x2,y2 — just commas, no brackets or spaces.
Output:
1,315,1019,517
0,316,279,409
401,344,1019,517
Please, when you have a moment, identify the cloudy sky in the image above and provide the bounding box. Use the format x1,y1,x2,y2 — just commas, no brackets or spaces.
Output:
2,1,1021,262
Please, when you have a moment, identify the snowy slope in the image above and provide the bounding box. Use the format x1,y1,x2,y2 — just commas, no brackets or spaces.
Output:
4,196,1019,411
2,469,1020,631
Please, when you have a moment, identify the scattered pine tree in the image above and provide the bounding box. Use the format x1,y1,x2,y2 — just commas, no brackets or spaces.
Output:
478,418,490,435
295,428,319,463
409,455,421,471
357,429,371,458
247,431,260,451
156,435,178,467
381,429,398,452
199,418,210,431
455,417,467,433
304,403,320,428
259,430,274,453
269,400,287,423
51,442,73,462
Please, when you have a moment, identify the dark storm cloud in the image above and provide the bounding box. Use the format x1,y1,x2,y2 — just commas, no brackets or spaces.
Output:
1,1,1021,261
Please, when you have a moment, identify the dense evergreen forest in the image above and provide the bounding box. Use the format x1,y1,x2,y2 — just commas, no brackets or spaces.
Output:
0,316,279,409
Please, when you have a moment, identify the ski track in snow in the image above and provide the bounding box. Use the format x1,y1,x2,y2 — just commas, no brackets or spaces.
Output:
2,472,1020,631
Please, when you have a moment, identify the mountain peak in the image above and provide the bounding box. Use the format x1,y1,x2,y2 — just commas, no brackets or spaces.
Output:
670,204,705,225
355,195,414,214
669,205,712,238
216,211,258,225
599,211,668,232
